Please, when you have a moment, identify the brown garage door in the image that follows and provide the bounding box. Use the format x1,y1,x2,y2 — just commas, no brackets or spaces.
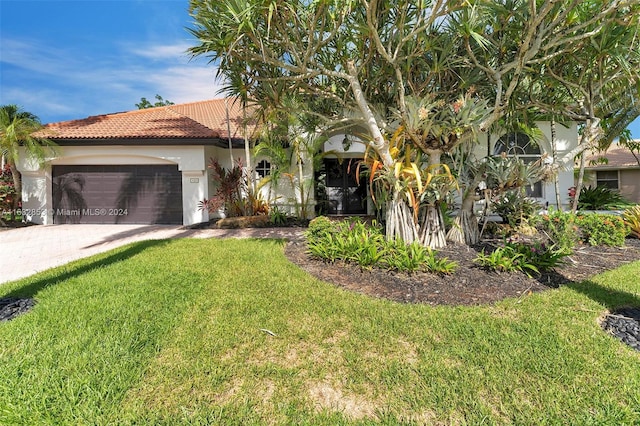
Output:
52,165,183,224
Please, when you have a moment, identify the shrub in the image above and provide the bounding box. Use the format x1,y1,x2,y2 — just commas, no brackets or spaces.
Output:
576,213,628,246
623,205,640,239
306,216,338,245
0,165,17,222
537,208,579,252
492,190,541,227
578,186,632,210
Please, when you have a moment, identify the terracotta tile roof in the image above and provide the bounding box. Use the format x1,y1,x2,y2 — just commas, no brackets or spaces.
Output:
585,143,640,169
35,98,253,141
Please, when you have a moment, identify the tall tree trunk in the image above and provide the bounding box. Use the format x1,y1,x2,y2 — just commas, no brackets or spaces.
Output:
572,152,587,213
550,119,563,211
243,104,253,195
447,191,479,245
346,61,392,167
224,98,235,166
572,116,601,213
419,149,448,248
297,155,308,219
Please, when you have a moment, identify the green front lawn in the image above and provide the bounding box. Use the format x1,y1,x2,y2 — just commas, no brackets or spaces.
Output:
0,238,639,425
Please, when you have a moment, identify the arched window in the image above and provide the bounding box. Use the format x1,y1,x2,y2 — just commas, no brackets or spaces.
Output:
255,160,271,178
493,133,543,198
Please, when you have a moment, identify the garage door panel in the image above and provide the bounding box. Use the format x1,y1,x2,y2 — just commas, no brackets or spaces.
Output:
52,165,183,224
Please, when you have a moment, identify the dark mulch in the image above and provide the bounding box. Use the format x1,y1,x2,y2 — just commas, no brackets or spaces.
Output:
284,238,640,307
0,298,36,321
601,307,640,352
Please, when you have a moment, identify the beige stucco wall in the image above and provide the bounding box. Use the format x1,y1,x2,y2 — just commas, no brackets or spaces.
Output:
17,145,210,226
581,169,640,204
204,145,315,218
620,169,640,203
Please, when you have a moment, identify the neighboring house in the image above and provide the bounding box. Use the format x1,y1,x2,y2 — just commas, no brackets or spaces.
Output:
19,98,579,225
583,143,640,203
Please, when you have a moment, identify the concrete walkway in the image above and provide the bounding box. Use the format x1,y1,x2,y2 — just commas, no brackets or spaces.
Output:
0,224,304,285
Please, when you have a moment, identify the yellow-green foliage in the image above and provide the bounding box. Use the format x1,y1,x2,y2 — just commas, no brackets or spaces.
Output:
623,205,640,238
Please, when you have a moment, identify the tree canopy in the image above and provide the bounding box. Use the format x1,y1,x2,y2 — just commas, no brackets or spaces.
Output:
188,0,640,245
135,94,175,109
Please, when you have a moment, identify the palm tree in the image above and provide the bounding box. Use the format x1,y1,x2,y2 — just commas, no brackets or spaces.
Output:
0,105,54,220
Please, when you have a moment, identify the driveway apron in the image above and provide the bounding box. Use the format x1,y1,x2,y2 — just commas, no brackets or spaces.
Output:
0,224,303,285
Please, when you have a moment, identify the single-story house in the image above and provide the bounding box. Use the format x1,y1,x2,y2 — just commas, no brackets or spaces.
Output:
583,143,640,203
19,99,579,225
20,99,252,226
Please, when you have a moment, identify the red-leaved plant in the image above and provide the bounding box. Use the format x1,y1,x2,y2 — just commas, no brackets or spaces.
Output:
198,158,269,218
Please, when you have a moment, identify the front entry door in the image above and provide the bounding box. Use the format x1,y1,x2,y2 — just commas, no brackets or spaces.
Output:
324,159,367,215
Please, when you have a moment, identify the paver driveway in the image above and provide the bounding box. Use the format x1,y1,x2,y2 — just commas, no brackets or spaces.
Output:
0,224,303,284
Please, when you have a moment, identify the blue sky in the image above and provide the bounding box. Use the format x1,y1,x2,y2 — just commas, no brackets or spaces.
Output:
1,0,639,139
0,0,222,124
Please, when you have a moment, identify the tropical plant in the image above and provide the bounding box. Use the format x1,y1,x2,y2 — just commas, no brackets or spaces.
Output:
525,4,640,213
492,191,541,228
577,186,633,210
474,245,539,277
448,153,546,243
253,95,339,219
396,93,488,248
188,0,630,247
0,163,16,224
507,241,570,272
623,205,640,238
0,104,54,221
305,217,457,273
268,205,288,226
198,158,268,218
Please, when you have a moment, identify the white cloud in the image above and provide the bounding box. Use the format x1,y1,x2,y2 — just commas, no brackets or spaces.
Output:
126,42,193,61
1,36,223,122
0,87,77,119
145,65,225,102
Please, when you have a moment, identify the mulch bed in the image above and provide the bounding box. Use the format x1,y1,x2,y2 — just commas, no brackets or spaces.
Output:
284,238,640,307
285,237,640,351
